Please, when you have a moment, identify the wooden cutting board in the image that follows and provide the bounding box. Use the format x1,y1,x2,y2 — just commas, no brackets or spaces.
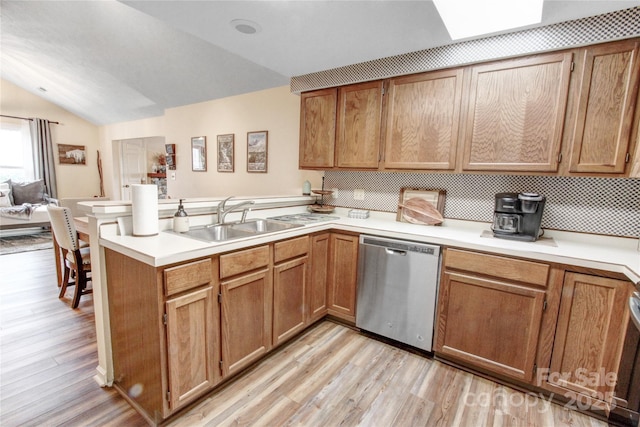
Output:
399,197,444,225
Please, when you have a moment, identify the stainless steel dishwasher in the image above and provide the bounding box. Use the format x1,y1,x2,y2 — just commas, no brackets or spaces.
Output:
356,235,441,352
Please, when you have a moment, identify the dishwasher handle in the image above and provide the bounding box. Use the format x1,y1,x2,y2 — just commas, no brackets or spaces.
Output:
385,248,407,256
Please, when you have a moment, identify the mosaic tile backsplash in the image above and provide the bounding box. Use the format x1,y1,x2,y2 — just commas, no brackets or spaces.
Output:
323,171,640,238
292,7,640,93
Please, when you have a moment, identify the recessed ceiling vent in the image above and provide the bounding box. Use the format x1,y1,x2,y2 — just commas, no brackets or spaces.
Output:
230,19,261,35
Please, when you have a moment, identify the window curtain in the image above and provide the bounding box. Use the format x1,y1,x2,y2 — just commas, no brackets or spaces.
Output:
29,118,58,198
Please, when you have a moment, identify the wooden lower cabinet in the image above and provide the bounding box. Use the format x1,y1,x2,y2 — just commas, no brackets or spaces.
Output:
326,232,359,323
105,249,220,423
219,244,272,377
436,271,545,382
220,269,272,377
435,249,549,383
273,236,310,346
165,286,218,410
435,248,636,422
544,273,632,405
308,233,330,322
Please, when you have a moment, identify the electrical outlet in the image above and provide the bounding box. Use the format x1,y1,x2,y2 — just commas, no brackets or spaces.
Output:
353,189,365,201
170,172,176,180
331,188,339,199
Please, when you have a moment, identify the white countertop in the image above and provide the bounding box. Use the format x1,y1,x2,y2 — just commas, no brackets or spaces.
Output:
98,205,640,286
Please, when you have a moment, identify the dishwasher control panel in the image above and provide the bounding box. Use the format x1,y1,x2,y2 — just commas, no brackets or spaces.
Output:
361,236,436,255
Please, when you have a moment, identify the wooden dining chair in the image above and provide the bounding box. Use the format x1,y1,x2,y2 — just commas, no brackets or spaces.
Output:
47,205,92,308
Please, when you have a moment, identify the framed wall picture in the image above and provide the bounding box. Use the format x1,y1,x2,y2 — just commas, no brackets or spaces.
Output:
58,144,86,165
247,130,268,173
217,134,234,172
191,136,207,171
165,143,176,170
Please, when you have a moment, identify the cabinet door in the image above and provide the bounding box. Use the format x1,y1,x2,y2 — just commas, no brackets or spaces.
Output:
220,269,272,377
336,81,383,168
462,52,572,171
299,88,337,168
327,233,359,322
568,40,640,174
549,273,631,402
165,286,218,411
273,256,308,346
384,69,463,170
308,233,330,323
435,272,545,382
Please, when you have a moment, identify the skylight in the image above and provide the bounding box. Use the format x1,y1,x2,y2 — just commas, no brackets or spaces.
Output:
433,0,544,40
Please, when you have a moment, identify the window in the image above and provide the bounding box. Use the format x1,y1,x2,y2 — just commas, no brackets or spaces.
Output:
0,120,34,183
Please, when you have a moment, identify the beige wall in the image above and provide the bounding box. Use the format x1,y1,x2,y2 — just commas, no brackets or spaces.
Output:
3,80,322,201
0,79,101,198
100,86,322,200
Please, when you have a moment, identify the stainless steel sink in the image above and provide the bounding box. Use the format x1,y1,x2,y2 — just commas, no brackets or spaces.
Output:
232,218,300,233
173,219,303,243
179,224,255,242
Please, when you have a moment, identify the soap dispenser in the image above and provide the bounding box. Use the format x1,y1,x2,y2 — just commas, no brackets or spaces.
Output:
173,199,189,233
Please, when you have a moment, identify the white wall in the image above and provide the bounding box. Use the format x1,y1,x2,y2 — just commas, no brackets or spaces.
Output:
99,86,322,200
0,79,101,198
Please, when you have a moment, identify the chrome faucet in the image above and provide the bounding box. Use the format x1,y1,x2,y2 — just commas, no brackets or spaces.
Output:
216,196,255,224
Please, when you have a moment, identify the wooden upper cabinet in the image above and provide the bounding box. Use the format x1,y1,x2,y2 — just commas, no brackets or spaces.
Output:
461,52,573,172
383,69,463,170
568,39,640,174
336,81,383,168
299,88,337,169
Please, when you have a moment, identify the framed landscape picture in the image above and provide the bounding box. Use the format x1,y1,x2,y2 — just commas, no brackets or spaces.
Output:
217,134,234,172
247,130,268,173
58,144,86,165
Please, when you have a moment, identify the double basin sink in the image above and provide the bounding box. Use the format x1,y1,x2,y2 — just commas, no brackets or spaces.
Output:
175,219,303,243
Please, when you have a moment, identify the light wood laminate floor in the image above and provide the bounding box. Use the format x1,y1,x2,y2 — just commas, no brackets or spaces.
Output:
1,248,607,426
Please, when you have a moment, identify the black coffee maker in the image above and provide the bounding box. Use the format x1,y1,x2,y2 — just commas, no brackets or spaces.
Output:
492,192,546,242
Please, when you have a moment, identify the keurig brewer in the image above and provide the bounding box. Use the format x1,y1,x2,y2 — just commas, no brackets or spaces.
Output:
492,192,546,241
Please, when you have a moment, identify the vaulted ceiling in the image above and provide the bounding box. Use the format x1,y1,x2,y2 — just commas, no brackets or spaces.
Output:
1,1,637,125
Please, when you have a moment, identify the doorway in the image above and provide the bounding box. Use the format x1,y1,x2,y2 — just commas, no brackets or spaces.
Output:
113,137,166,200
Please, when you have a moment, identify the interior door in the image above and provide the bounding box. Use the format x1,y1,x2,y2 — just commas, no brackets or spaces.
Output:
119,139,146,200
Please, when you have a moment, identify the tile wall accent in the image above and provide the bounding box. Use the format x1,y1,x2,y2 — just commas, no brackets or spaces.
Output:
291,7,640,93
323,171,640,238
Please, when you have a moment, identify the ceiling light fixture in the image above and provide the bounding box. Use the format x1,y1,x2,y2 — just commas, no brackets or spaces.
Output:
230,19,262,35
433,0,543,40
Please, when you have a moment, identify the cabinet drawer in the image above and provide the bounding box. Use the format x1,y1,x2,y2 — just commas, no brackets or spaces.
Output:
164,258,213,296
445,249,549,287
274,236,309,264
220,245,270,279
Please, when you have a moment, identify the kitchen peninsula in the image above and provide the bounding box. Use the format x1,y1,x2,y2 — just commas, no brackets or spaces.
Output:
81,196,639,425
